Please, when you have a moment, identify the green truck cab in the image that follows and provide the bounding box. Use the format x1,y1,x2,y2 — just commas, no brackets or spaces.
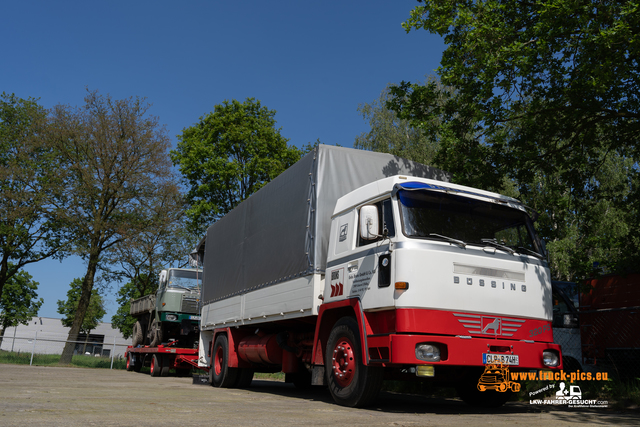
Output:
130,268,202,348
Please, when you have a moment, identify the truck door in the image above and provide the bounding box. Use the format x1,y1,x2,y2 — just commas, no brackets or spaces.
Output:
348,198,395,307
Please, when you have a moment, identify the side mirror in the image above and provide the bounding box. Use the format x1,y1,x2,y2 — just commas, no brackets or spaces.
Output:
360,205,379,240
159,270,167,290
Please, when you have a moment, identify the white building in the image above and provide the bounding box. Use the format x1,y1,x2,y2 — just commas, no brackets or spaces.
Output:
0,317,130,358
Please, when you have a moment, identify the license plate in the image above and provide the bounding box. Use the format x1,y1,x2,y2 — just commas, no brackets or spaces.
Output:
483,353,519,365
189,315,201,320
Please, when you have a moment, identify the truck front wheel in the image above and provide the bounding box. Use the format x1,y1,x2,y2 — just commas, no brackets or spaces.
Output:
150,354,162,377
210,335,238,388
149,319,163,347
325,317,383,407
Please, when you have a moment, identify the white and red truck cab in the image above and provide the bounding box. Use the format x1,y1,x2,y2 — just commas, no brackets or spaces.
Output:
196,145,561,407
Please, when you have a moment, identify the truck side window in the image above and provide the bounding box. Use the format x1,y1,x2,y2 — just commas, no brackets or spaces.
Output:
358,199,395,247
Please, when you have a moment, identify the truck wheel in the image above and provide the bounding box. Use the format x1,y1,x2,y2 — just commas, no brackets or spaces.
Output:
132,321,144,347
235,368,254,388
325,317,383,407
160,355,171,377
126,352,134,371
211,335,238,388
150,354,162,377
132,354,143,372
149,319,163,347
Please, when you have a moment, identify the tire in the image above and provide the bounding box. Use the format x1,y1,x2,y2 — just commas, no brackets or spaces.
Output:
235,368,254,388
132,321,144,347
132,354,142,372
160,355,171,377
325,317,383,407
126,352,134,371
150,354,162,377
149,319,163,347
210,335,238,388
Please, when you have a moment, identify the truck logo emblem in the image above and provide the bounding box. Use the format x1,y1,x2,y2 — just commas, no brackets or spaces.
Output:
339,224,348,242
330,268,344,298
453,313,525,337
482,318,501,334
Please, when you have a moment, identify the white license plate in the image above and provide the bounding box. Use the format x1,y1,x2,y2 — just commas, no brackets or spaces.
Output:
189,315,201,320
483,353,519,365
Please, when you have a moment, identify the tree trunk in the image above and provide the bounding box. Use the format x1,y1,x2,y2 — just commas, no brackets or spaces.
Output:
59,252,100,364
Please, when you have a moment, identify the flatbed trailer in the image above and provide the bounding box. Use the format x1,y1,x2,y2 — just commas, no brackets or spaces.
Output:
125,344,202,377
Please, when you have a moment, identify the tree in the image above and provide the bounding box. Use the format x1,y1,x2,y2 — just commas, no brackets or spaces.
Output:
0,93,69,301
389,0,640,279
0,267,43,346
355,82,442,165
171,98,303,234
47,90,180,363
57,278,106,334
394,1,638,188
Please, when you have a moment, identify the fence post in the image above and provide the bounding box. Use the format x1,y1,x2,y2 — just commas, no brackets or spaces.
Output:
30,330,37,366
110,336,116,369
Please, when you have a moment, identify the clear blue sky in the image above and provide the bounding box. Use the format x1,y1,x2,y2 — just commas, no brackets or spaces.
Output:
2,1,445,321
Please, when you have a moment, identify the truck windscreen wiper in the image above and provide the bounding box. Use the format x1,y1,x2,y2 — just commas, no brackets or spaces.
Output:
481,238,515,255
429,233,467,248
516,246,544,259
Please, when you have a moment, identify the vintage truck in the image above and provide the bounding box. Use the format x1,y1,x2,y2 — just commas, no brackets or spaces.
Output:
129,268,202,348
194,145,562,407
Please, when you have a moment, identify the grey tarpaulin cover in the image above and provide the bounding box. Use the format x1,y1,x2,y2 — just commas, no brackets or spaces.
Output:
199,144,450,304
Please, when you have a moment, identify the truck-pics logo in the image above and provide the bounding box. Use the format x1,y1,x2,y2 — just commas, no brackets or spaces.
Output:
453,313,525,337
477,363,521,393
330,268,344,297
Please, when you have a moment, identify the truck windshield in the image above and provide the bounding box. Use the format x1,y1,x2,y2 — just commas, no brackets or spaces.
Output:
168,270,201,290
398,190,543,257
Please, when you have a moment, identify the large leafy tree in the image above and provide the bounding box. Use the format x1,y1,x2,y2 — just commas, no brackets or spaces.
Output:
393,0,638,188
389,0,640,279
0,93,69,300
0,267,43,346
171,98,303,234
47,90,180,363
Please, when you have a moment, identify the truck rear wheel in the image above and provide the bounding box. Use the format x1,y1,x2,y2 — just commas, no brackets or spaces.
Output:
149,319,163,347
325,317,383,407
211,335,238,388
126,352,134,371
235,368,254,388
132,321,144,347
150,354,162,377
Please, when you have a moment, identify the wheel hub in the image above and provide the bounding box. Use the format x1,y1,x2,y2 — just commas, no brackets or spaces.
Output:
331,338,355,387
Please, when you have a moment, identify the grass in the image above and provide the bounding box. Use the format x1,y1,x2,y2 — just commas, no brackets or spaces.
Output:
0,350,127,370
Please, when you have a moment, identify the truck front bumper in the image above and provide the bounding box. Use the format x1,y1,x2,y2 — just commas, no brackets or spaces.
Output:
367,334,562,370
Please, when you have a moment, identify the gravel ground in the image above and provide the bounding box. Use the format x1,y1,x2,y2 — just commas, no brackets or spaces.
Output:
0,364,638,427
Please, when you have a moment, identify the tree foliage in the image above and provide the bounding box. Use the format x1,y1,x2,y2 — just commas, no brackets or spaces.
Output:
47,90,180,363
0,93,69,301
171,98,303,234
57,278,105,334
355,82,444,165
0,267,43,345
389,0,640,279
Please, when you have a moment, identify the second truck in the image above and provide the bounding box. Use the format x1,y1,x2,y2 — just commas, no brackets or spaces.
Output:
195,145,562,407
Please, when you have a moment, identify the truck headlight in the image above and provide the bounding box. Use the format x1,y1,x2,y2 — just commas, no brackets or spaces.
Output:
543,350,560,367
166,314,178,321
415,344,441,362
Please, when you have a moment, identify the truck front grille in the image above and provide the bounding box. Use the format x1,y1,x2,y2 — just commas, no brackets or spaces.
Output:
181,297,199,314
